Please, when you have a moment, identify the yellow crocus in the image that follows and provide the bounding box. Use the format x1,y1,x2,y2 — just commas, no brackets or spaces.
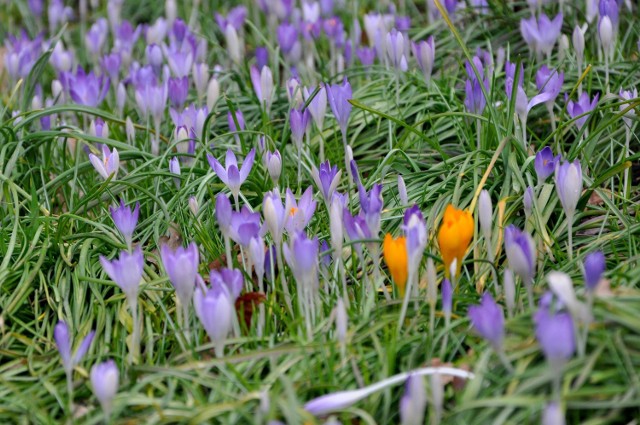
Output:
383,234,408,296
437,204,474,277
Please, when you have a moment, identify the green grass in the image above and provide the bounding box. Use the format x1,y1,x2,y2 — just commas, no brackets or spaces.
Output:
1,0,640,423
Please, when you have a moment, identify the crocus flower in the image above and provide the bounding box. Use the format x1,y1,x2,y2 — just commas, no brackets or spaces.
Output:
169,156,181,188
216,193,233,238
412,37,435,82
464,74,489,115
311,161,341,203
277,23,299,56
283,231,319,287
90,360,119,420
583,251,605,291
599,17,614,59
89,145,119,180
403,205,427,278
437,205,474,277
554,159,582,221
230,206,262,247
168,76,189,108
85,19,109,56
326,78,353,138
62,67,110,107
99,246,145,302
255,46,269,70
524,186,534,219
534,297,576,367
385,29,408,72
442,278,453,316
478,191,492,241
160,242,199,308
520,13,563,59
264,150,282,185
505,62,554,125
303,85,328,131
109,199,140,248
207,149,256,202
227,109,246,134
599,0,619,28
54,321,95,378
249,236,266,283
534,147,560,182
535,65,564,105
383,234,408,296
566,92,599,129
284,187,317,234
193,278,234,357
224,24,243,63
250,65,274,111
210,267,244,301
504,225,536,284
468,293,505,350
356,47,376,68
342,209,372,258
289,107,311,151
215,6,247,31
619,88,638,127
263,190,286,245
400,374,427,425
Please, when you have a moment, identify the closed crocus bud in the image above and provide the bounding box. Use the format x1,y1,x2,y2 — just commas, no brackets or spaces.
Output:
165,0,177,25
572,25,585,64
160,242,199,308
399,374,427,425
192,63,209,102
524,186,534,219
193,281,234,357
599,16,614,56
534,297,576,367
109,200,140,248
90,359,119,420
116,82,126,115
504,225,536,284
169,156,181,188
554,159,582,221
426,258,437,306
383,234,408,297
468,293,505,350
397,175,408,206
583,251,605,291
558,34,569,63
189,196,199,216
437,205,474,277
249,236,266,281
442,278,453,318
329,196,343,258
542,402,565,425
478,190,492,241
264,150,282,185
126,116,135,144
411,37,435,82
225,25,242,64
216,193,233,237
503,269,516,316
52,79,64,99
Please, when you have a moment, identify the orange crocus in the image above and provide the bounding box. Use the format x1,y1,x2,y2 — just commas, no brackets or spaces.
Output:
383,234,408,296
437,204,474,277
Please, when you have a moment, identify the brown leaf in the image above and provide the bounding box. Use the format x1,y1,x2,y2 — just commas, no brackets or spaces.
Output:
235,292,267,329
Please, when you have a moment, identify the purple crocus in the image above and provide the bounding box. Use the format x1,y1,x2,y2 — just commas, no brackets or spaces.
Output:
554,159,582,221
277,23,299,56
385,29,408,72
193,278,234,357
283,231,319,285
101,52,122,85
356,47,376,68
534,147,560,182
520,13,563,59
326,78,353,138
264,150,282,185
619,88,638,127
464,75,489,115
54,321,95,378
255,47,269,70
89,145,119,181
412,37,435,82
90,360,119,420
583,251,605,291
535,65,564,105
505,62,554,124
109,200,140,248
160,242,199,308
566,92,599,129
227,109,246,135
62,67,110,107
215,6,247,31
468,293,505,350
534,297,576,366
207,149,256,202
342,209,372,258
504,225,537,285
304,85,328,132
169,156,181,188
99,247,145,302
442,278,453,317
284,187,317,234
352,161,383,238
230,206,262,247
168,76,189,108
216,193,233,238
403,205,427,277
311,161,342,203
3,31,44,81
263,190,286,245
250,65,274,111
85,19,109,57
400,374,427,425
210,267,244,301
289,107,311,150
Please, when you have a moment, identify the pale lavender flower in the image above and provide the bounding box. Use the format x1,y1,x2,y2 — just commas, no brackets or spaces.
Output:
442,278,452,317
90,360,119,419
412,37,435,82
566,92,599,129
54,321,95,377
250,65,274,111
289,107,311,151
168,76,189,108
230,206,262,248
385,29,408,72
284,187,317,234
264,150,282,185
542,402,565,425
468,293,505,350
534,147,560,182
207,149,256,201
85,19,109,57
62,67,110,107
619,88,637,127
210,267,244,301
101,52,122,85
215,6,247,31
99,247,145,301
534,296,576,366
504,225,536,285
554,159,582,220
326,78,353,137
583,251,605,291
169,157,181,188
216,193,233,237
161,242,199,307
311,161,341,202
109,200,140,248
356,47,376,68
400,374,427,425
263,191,286,244
193,275,234,357
403,205,427,276
535,65,564,105
520,13,563,58
89,145,119,180
303,86,328,131
283,231,319,285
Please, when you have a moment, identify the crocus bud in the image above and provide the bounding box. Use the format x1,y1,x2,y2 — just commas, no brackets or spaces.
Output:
399,374,426,425
468,293,505,350
504,225,536,284
503,269,515,315
583,251,605,291
383,234,408,297
411,37,435,82
189,196,199,216
554,159,582,221
165,0,177,25
478,190,492,241
534,297,576,367
109,200,140,248
397,175,408,206
193,63,209,102
125,116,135,144
90,359,119,419
437,205,474,277
169,156,181,188
335,297,347,344
264,150,282,185
558,34,569,64
546,271,586,322
426,258,437,306
442,278,452,318
329,197,343,258
116,82,126,115
572,25,585,65
52,79,63,99
249,236,266,281
225,25,242,64
522,187,533,219
193,281,234,358
161,242,199,308
599,16,614,56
